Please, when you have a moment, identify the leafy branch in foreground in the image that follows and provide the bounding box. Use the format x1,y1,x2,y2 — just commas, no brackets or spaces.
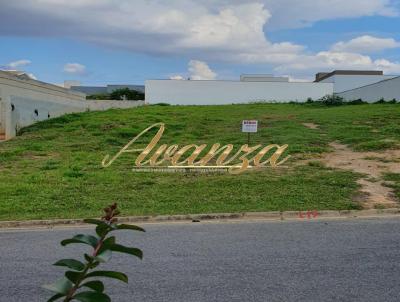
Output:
43,203,145,302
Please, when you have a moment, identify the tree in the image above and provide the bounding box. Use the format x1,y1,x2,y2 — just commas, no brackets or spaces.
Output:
109,88,144,101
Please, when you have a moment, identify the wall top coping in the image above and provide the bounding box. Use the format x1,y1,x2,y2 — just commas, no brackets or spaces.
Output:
145,79,334,85
0,70,86,98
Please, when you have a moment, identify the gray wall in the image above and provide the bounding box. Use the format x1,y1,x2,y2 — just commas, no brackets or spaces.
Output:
319,74,397,93
0,71,145,140
337,76,400,102
145,80,333,105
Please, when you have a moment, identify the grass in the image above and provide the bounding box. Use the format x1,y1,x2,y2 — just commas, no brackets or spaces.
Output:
1,103,399,221
383,173,400,200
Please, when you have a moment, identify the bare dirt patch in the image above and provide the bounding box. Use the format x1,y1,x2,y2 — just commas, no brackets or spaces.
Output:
320,142,400,208
302,122,319,129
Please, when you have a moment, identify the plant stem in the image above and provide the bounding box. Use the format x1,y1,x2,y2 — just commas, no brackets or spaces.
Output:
63,234,107,301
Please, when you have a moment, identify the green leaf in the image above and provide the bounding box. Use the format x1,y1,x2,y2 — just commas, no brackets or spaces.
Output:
85,270,128,283
114,224,145,232
102,236,116,246
42,278,73,295
65,271,82,284
109,244,143,259
95,224,111,237
84,253,94,262
47,293,65,302
53,259,85,271
89,261,100,269
97,236,116,254
80,280,104,292
61,234,98,248
95,249,112,263
73,291,111,302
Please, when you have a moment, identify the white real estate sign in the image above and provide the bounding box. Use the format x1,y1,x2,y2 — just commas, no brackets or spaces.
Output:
242,120,258,133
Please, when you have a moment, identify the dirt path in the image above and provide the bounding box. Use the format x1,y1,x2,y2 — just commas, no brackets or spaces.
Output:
302,122,319,129
320,142,400,208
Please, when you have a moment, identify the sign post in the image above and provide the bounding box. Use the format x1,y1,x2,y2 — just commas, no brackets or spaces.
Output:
242,120,258,144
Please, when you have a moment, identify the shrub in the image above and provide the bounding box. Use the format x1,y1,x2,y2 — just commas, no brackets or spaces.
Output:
319,94,345,106
151,103,170,106
86,94,110,100
109,88,144,101
86,89,145,101
43,203,144,302
374,98,386,104
347,99,367,105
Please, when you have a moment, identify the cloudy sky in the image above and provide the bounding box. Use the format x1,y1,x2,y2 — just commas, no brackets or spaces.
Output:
1,0,400,85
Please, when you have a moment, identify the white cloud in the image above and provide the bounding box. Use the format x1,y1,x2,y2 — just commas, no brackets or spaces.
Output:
6,59,31,69
169,75,185,80
275,51,400,75
188,60,217,80
170,60,217,80
1,1,396,63
63,63,86,75
263,0,398,29
331,35,400,53
0,1,399,78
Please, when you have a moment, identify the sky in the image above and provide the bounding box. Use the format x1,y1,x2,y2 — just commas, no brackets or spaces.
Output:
0,0,400,85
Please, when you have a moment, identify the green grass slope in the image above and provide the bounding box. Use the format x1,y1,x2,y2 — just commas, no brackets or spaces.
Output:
1,103,399,221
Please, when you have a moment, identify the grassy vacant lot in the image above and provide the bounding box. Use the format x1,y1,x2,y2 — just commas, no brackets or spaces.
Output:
1,103,400,221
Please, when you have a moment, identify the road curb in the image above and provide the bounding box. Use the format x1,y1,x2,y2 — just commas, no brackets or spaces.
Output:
1,208,400,229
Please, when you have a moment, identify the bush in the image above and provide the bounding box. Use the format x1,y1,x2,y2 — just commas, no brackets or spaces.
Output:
86,89,145,101
374,98,386,104
151,103,170,106
110,88,144,101
319,94,345,106
86,94,110,100
347,99,367,105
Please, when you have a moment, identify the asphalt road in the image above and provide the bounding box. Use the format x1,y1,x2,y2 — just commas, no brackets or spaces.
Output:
1,217,400,302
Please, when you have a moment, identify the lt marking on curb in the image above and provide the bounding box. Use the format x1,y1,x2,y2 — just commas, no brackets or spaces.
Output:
298,210,318,219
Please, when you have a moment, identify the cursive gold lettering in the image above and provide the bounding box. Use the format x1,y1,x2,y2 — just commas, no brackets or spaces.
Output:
102,123,290,174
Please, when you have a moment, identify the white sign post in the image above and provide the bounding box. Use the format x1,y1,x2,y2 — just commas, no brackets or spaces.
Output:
242,120,258,144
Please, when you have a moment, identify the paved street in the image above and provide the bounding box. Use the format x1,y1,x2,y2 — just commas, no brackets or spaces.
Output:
1,217,400,301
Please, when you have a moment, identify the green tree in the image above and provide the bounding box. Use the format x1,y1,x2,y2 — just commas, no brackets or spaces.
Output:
109,88,144,101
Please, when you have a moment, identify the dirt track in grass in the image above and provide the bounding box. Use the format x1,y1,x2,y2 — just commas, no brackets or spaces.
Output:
320,142,400,209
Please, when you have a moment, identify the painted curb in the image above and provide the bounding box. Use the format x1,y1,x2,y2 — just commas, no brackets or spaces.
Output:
1,208,400,229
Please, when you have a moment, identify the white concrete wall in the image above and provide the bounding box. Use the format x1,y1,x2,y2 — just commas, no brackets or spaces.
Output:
319,74,397,93
0,71,144,140
85,100,145,111
145,80,333,105
337,76,400,102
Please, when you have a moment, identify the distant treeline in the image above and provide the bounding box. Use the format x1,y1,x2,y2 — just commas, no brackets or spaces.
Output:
87,88,144,101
